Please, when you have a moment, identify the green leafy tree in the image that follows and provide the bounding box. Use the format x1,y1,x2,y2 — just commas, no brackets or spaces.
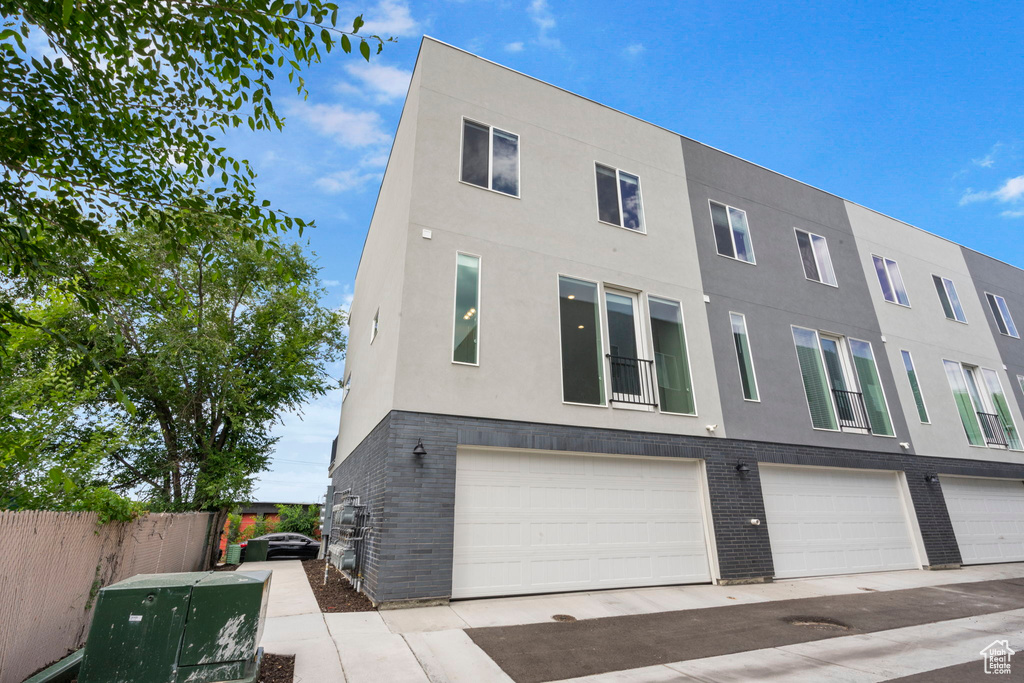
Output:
240,513,276,541
0,300,144,521
227,512,243,543
275,503,321,538
0,0,389,338
2,213,345,515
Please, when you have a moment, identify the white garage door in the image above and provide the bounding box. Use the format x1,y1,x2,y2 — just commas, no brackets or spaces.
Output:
760,466,919,579
452,448,712,599
941,476,1024,564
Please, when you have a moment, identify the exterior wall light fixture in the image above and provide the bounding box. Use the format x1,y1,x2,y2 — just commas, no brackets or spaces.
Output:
924,474,939,483
735,461,750,474
413,439,427,457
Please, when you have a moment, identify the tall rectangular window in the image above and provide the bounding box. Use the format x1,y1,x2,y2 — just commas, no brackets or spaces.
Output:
944,360,984,446
461,119,519,196
710,201,755,263
981,368,1022,450
558,276,605,405
730,312,759,401
986,293,1019,338
595,164,644,231
900,350,929,423
849,339,894,436
452,253,480,364
795,229,837,286
792,327,837,430
872,255,910,306
933,275,967,322
649,297,695,414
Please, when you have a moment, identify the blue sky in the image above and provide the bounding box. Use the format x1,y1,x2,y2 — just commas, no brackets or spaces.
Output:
239,0,1024,503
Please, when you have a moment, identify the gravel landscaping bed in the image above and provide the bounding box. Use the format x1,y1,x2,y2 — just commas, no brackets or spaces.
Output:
301,559,375,612
259,653,294,683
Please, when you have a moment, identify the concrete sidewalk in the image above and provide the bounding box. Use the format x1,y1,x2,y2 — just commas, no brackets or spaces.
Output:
249,561,1024,682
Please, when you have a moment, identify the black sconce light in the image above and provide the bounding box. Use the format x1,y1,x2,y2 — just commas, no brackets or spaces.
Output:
924,474,939,484
735,461,750,474
412,439,427,457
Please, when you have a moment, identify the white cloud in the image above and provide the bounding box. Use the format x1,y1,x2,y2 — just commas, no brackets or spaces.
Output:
315,169,382,194
528,0,560,48
960,175,1024,206
322,280,342,287
505,41,524,53
972,142,1003,168
361,149,391,168
342,62,412,104
624,43,645,57
1002,209,1024,218
360,0,419,37
286,101,390,148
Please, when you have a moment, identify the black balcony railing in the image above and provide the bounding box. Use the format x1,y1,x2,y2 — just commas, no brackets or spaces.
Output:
977,411,1008,447
607,355,658,407
833,389,871,432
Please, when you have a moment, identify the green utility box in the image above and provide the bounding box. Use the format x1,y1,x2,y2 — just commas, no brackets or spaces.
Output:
77,570,271,683
245,538,269,562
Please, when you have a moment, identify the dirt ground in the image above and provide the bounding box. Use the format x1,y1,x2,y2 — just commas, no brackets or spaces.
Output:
259,653,295,683
301,559,375,612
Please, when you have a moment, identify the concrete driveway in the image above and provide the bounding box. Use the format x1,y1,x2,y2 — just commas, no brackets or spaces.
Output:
248,561,1024,682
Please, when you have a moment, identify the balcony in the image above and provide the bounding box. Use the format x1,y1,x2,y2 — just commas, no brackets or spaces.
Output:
607,355,658,407
977,411,1009,447
833,389,871,432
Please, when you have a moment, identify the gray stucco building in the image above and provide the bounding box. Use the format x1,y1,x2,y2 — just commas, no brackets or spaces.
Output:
329,38,1024,605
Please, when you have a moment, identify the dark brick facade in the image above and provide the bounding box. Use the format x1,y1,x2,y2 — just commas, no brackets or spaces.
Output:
332,410,1024,604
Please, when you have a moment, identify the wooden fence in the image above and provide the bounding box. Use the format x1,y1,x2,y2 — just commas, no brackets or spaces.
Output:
0,510,215,683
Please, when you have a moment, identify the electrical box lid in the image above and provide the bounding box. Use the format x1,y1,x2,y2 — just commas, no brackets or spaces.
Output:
177,570,272,667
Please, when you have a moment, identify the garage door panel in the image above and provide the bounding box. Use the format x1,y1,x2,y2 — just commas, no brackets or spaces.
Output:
941,476,1024,565
453,449,711,598
761,466,919,579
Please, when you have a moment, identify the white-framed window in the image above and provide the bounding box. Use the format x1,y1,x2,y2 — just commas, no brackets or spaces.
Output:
729,312,759,401
944,361,1021,449
460,118,519,197
900,350,929,423
794,229,837,286
710,200,755,263
933,275,967,323
370,308,379,344
605,288,653,410
986,293,1019,338
871,255,910,306
452,253,481,365
595,164,645,232
648,295,695,415
791,326,894,436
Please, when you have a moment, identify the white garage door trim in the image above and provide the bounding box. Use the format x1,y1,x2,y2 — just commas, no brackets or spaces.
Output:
452,447,714,599
941,475,1024,565
760,464,923,579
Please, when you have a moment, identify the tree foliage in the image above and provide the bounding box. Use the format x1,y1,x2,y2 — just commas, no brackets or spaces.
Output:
239,513,276,541
0,0,389,337
275,503,320,537
0,214,346,511
0,302,144,521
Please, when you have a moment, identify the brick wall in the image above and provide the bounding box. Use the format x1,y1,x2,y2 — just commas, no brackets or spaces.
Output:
333,410,1024,603
330,413,391,602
